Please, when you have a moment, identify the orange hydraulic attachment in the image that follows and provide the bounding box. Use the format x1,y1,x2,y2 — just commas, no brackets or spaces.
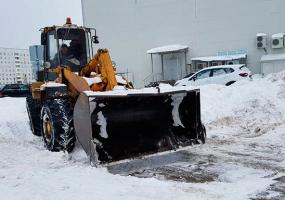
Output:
80,49,118,91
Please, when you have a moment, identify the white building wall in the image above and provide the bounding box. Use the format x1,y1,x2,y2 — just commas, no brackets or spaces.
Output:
0,48,33,85
82,0,285,87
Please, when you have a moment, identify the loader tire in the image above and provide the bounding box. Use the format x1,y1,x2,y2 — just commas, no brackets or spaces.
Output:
26,95,41,136
41,98,76,153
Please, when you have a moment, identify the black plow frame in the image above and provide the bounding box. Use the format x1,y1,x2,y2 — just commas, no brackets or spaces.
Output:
74,89,206,166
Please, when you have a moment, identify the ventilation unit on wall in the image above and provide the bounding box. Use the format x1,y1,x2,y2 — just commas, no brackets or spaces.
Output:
256,33,267,49
271,33,284,49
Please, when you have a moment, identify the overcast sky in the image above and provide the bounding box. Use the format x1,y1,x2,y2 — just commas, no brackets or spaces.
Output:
0,0,83,49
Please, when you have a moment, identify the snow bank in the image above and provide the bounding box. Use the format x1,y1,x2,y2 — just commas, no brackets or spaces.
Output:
1,70,285,199
84,84,191,96
199,74,285,133
40,82,66,89
82,75,127,86
96,111,108,139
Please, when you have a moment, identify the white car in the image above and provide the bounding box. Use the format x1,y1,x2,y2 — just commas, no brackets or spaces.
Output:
175,64,251,87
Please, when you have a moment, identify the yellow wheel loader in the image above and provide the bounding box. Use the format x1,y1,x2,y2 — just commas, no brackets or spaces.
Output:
26,18,206,166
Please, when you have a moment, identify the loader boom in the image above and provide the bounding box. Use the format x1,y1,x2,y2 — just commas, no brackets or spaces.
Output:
80,49,118,91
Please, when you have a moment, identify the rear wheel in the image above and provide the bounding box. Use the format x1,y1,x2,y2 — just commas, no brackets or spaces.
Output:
26,95,41,136
41,98,76,153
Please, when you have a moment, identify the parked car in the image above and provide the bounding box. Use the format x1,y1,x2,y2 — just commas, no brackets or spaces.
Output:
174,65,251,87
0,84,29,97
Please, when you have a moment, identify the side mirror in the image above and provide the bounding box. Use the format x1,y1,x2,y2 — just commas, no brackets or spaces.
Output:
112,61,117,67
43,61,51,69
191,76,197,81
92,35,99,44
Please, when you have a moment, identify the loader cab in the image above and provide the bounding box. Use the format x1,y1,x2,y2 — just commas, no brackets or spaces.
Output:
41,26,95,72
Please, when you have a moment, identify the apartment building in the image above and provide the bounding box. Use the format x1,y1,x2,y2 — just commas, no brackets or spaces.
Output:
0,48,33,84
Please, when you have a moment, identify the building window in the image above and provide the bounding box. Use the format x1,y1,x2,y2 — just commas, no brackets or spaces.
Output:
211,61,223,66
197,62,208,70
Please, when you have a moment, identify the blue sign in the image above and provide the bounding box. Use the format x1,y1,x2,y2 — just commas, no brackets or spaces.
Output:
217,49,248,56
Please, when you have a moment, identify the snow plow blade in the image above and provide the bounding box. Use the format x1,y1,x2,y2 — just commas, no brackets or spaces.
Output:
74,89,206,165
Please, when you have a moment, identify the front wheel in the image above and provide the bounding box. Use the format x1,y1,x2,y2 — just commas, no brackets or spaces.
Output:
41,98,76,153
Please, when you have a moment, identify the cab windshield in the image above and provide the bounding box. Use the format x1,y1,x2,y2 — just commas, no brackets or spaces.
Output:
47,28,89,71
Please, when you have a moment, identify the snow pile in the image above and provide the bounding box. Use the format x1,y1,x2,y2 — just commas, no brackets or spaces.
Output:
83,76,102,85
191,54,246,62
171,93,186,127
96,111,108,139
40,82,66,89
272,33,285,38
261,53,285,62
84,82,191,96
1,71,285,199
146,44,188,54
115,75,127,85
199,74,285,137
0,98,200,200
83,75,127,86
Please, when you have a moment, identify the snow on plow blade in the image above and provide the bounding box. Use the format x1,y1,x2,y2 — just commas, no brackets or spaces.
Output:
74,89,206,165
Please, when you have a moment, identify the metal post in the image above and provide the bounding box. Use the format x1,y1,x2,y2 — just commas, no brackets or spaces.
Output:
126,68,129,81
179,53,182,79
151,54,154,81
35,46,39,80
161,54,164,80
184,51,188,76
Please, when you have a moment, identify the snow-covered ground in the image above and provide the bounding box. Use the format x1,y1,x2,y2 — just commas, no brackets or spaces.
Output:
0,71,285,199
